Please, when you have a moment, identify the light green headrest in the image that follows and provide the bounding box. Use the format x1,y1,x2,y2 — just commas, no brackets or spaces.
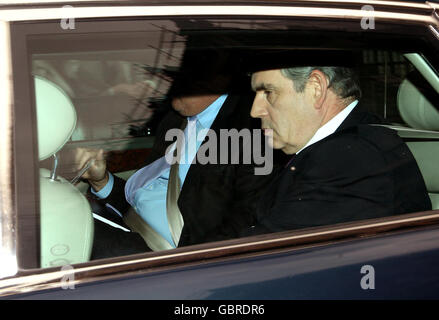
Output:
34,76,77,161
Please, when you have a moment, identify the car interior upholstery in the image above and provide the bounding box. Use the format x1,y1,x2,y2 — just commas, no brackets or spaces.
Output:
397,77,439,210
36,76,94,268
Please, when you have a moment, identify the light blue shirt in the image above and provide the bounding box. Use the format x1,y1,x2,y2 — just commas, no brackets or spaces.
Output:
92,94,228,247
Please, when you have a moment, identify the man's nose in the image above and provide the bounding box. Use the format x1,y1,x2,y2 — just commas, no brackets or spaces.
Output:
250,93,267,119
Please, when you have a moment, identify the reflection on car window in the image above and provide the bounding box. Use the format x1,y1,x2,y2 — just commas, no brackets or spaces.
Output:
31,26,185,142
32,20,188,268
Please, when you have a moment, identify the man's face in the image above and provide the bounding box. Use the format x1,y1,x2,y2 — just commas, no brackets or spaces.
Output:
250,69,322,154
171,95,217,117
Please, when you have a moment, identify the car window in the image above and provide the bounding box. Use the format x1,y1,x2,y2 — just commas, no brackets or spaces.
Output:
361,51,439,210
31,27,183,142
10,17,439,269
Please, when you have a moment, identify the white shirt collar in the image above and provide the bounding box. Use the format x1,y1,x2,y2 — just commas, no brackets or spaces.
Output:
296,100,358,154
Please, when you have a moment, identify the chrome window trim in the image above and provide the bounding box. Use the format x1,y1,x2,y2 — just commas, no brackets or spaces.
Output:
430,25,439,40
428,1,439,9
0,20,17,280
0,4,436,26
0,0,432,10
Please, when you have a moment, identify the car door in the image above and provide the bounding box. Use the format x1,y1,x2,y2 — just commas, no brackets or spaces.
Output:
1,0,439,302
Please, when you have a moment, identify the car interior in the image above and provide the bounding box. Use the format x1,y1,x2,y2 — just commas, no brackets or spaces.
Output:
395,57,439,209
29,23,439,267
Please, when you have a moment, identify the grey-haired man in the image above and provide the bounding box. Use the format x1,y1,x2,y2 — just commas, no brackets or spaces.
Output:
244,66,431,235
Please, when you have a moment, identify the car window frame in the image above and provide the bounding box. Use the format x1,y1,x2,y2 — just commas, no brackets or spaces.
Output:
2,1,439,296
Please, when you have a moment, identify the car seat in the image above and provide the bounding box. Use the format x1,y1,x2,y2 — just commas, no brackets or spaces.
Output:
35,76,94,268
397,77,439,209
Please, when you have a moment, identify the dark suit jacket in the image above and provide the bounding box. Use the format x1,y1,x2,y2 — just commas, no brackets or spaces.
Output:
243,107,432,235
94,92,279,253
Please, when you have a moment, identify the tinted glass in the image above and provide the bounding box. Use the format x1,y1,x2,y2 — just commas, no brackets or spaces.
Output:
20,18,439,268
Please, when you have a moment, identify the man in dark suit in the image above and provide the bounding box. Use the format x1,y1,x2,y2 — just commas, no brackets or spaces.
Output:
76,50,277,257
245,65,432,235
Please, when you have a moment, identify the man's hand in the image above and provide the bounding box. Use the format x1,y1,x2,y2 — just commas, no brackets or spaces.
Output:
74,148,108,191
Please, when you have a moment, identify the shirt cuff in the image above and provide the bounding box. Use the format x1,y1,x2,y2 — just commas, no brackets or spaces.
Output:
90,172,114,199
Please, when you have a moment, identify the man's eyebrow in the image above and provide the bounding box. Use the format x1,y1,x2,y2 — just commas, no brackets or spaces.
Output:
252,82,275,92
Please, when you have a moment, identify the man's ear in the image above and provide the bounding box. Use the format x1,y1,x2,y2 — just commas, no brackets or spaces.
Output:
307,70,329,110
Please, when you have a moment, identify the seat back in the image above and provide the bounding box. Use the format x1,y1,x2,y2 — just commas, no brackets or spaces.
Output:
397,78,439,209
35,76,94,268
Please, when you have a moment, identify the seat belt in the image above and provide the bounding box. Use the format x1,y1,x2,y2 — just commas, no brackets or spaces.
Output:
123,207,174,251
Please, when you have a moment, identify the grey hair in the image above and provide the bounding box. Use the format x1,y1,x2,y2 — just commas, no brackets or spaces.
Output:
280,67,361,100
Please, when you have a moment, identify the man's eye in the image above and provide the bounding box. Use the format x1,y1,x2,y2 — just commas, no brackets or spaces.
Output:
265,90,274,102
